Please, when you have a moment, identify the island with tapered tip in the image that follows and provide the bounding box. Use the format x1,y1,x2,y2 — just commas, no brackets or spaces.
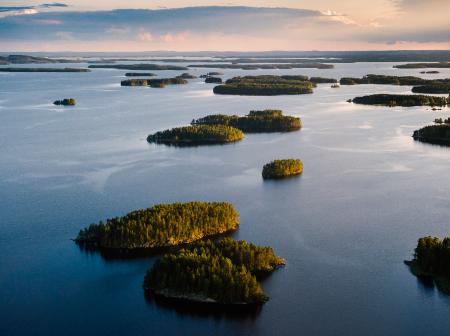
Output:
143,238,285,305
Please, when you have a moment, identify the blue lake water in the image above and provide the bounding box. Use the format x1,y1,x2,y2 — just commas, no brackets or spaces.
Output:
1,61,450,335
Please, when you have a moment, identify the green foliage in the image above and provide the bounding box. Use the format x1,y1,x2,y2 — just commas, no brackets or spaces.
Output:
394,62,450,69
143,238,285,304
192,110,301,133
351,94,449,107
53,98,76,106
213,75,315,96
147,125,245,146
75,202,240,249
262,159,303,179
413,124,450,145
121,78,188,87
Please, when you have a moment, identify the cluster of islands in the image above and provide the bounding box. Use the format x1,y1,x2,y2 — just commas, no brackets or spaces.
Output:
6,53,450,305
76,201,284,305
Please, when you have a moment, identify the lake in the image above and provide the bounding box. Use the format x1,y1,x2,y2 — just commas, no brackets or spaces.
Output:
1,61,450,335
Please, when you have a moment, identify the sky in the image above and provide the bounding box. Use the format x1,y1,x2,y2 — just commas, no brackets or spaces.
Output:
0,0,449,51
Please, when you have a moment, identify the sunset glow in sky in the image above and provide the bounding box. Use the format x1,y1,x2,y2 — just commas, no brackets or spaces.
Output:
1,0,449,51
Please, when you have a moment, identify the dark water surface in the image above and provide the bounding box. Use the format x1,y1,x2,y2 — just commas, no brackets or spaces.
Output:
1,62,450,335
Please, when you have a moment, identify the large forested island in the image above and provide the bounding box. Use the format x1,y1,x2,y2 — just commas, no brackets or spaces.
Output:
262,159,303,179
121,78,188,88
0,54,79,64
192,109,301,132
75,202,239,249
147,125,245,145
394,62,450,69
0,67,90,72
350,94,449,107
339,74,450,86
213,75,315,96
413,122,450,145
405,236,450,294
89,64,188,70
143,238,285,305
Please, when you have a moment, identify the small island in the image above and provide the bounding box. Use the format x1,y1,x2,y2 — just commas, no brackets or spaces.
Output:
75,202,239,250
89,64,188,70
177,73,197,79
121,78,188,88
405,236,450,294
147,125,245,146
53,98,76,106
394,62,450,69
262,159,303,179
192,109,301,132
213,75,315,96
125,72,156,77
309,77,338,84
350,94,449,107
420,71,440,74
205,77,223,83
413,121,450,145
143,238,285,305
0,67,90,72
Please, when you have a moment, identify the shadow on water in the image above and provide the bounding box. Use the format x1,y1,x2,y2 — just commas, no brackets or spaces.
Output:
143,291,263,320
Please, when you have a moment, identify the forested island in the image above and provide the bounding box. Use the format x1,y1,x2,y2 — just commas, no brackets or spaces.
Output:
394,62,450,69
177,73,197,79
188,63,333,70
310,77,338,84
412,84,450,94
89,64,188,70
350,94,449,107
405,236,450,294
339,74,450,86
192,109,301,132
143,238,285,305
420,71,440,74
0,67,90,72
125,72,156,77
0,54,79,64
75,202,239,250
147,125,245,145
205,77,223,83
262,159,303,179
413,122,450,145
121,78,188,88
53,98,76,106
213,75,315,96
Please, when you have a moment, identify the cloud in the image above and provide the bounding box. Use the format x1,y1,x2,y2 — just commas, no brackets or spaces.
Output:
0,3,68,17
0,6,448,51
138,29,153,41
